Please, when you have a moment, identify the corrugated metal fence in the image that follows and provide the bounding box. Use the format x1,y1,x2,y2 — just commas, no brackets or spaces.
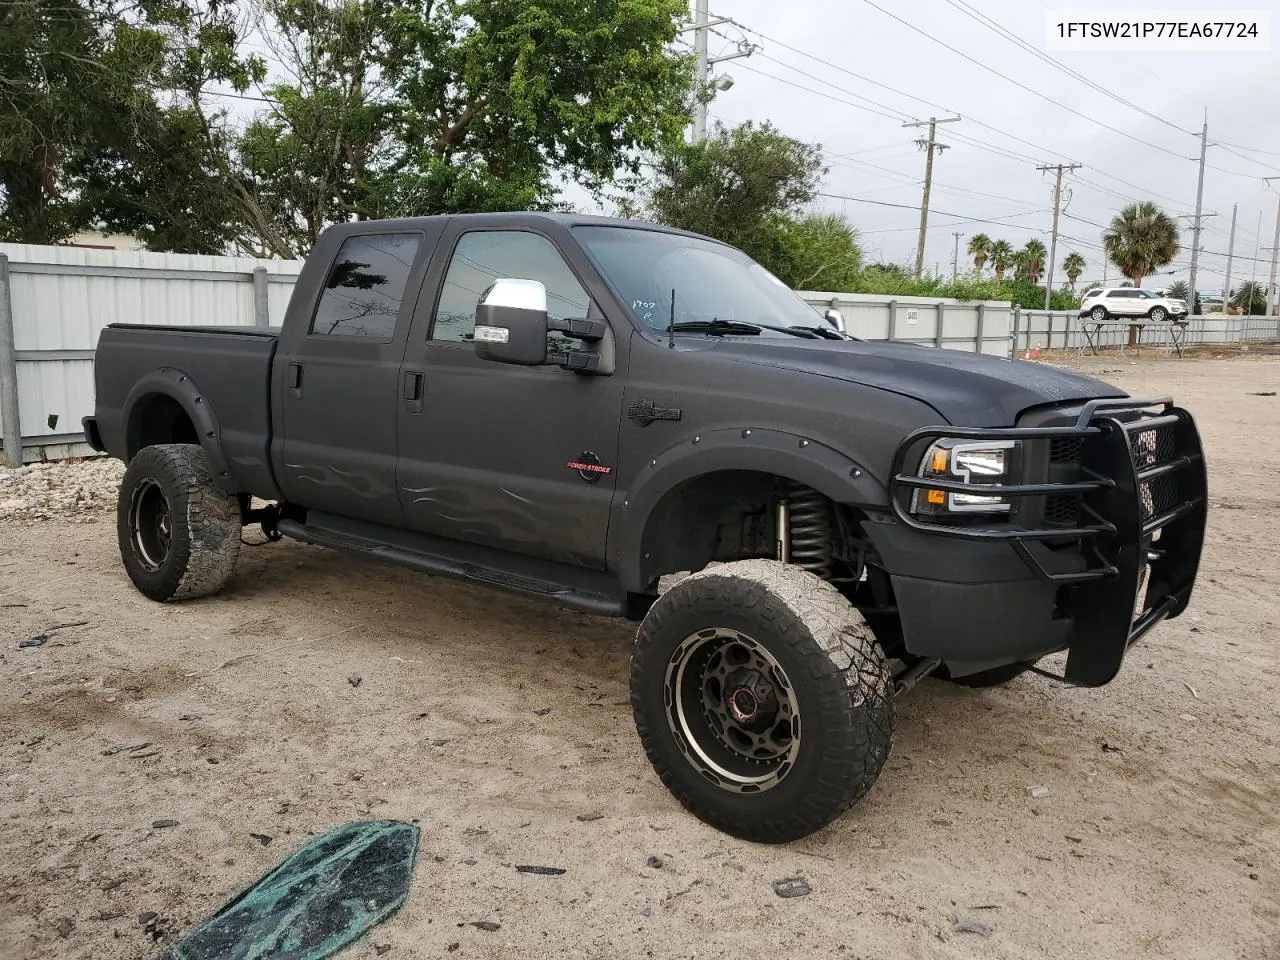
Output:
1012,307,1280,353
0,244,302,464
1,244,1277,464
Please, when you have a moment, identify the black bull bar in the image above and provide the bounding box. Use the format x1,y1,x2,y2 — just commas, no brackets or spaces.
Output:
889,397,1208,687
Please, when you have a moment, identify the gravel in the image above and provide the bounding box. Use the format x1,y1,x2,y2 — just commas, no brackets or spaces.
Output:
0,457,124,523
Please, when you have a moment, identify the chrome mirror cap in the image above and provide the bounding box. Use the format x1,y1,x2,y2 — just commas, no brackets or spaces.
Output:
480,277,548,312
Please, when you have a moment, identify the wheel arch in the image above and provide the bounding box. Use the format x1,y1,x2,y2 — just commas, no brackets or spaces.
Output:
613,427,888,593
122,368,236,493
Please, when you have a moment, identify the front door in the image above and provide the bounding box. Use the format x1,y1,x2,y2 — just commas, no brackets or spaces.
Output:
279,231,427,525
396,226,625,569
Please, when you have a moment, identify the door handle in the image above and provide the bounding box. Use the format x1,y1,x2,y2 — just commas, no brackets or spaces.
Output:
402,370,424,413
286,362,303,397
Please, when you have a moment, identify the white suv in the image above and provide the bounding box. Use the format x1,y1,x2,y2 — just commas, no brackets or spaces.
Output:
1078,287,1188,322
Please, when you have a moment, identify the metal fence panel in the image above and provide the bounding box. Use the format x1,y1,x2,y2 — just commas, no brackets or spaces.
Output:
0,245,1274,465
0,243,303,463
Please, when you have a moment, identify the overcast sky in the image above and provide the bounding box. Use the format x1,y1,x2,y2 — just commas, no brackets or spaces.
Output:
649,0,1280,294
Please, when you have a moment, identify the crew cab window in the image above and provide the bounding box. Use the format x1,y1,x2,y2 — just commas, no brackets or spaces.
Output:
310,233,422,339
433,231,590,349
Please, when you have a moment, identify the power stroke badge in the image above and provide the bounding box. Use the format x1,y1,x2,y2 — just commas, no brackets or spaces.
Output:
566,451,613,484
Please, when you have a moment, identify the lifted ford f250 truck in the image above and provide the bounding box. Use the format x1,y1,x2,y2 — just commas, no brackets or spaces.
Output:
84,213,1207,843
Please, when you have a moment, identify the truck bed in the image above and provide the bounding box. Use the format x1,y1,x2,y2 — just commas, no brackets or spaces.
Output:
91,324,282,499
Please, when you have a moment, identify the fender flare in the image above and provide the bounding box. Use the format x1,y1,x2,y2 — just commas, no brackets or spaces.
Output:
122,367,236,493
613,427,890,592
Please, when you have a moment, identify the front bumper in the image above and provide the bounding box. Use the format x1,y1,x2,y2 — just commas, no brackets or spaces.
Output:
885,397,1207,686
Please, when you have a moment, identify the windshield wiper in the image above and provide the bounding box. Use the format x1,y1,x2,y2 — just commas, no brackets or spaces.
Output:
787,325,857,341
669,319,764,336
670,319,830,340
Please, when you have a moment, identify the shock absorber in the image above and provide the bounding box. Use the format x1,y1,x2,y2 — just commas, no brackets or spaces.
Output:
782,482,833,579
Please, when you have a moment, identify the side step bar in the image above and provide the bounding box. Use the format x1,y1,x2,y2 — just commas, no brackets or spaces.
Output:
277,512,629,618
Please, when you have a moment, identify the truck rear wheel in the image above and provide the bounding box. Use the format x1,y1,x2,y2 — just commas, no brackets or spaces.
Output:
630,559,893,843
117,443,241,602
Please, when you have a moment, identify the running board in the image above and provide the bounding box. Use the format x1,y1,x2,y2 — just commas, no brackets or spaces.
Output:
277,512,629,617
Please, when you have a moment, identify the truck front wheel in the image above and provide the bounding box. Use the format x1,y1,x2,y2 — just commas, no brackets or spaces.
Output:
117,443,241,602
630,560,894,843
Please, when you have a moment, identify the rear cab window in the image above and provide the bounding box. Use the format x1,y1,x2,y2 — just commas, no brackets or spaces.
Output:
311,233,423,339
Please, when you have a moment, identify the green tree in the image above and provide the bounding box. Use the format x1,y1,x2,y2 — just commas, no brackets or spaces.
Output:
1102,201,1180,287
646,120,824,266
1103,201,1179,343
1063,251,1086,292
1019,239,1047,284
219,0,693,257
967,233,991,273
763,212,861,291
0,0,262,247
1232,281,1267,316
990,239,1014,280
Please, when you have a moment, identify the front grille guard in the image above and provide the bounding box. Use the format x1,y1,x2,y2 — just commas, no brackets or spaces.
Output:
888,396,1208,686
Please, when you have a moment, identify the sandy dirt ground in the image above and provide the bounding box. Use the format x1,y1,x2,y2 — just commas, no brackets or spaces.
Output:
1,355,1277,960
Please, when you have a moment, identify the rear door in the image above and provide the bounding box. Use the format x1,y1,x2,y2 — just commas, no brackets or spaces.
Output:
277,229,434,525
1107,289,1142,316
396,222,626,569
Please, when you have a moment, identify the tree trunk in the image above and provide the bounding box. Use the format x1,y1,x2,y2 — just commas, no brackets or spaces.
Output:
0,161,67,244
1127,272,1144,346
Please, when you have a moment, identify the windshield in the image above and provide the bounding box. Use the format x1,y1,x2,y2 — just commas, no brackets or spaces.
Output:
1138,289,1159,298
574,226,825,332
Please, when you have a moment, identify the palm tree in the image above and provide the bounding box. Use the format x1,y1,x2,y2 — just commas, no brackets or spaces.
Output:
1102,202,1180,286
990,239,1014,281
1063,252,1086,292
967,233,992,273
1020,239,1047,284
1102,201,1179,343
1165,280,1189,301
1232,281,1267,316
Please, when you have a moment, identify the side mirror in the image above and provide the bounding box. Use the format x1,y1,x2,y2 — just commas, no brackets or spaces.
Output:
823,305,846,333
473,278,549,366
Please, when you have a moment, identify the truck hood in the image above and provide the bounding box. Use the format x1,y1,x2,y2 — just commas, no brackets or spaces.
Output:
715,338,1127,426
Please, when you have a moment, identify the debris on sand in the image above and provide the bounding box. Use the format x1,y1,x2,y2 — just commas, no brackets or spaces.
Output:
772,877,811,899
953,912,994,936
515,865,565,876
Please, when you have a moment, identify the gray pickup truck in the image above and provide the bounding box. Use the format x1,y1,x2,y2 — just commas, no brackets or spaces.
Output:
85,213,1207,842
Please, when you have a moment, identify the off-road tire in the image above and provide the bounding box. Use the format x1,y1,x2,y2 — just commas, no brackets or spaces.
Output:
117,444,241,602
630,559,894,843
1090,305,1108,322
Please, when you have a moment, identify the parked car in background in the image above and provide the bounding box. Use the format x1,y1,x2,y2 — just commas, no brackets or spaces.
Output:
1079,287,1187,323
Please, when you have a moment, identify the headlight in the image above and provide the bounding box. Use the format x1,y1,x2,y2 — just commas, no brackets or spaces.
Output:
912,439,1019,515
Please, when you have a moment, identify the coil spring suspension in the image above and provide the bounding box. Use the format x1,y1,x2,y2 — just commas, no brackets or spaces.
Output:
785,483,833,579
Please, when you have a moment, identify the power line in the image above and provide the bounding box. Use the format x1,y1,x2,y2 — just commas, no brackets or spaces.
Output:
731,62,908,123
757,53,914,122
853,0,1197,162
717,13,1209,215
818,192,1048,228
939,0,1193,137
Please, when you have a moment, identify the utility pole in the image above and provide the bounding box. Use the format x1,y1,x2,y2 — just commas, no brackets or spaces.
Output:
1037,162,1082,309
1265,178,1280,317
684,5,754,144
691,0,709,143
1249,209,1262,314
904,116,961,279
1187,110,1208,316
1222,202,1237,307
952,232,963,280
